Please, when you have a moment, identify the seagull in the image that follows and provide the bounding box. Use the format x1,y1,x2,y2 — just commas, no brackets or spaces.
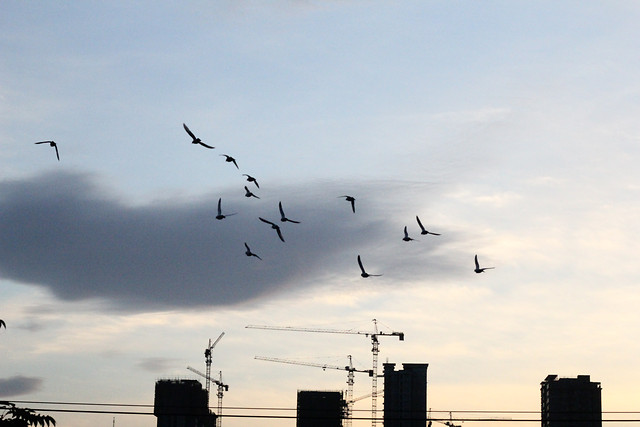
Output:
339,195,356,213
220,154,239,169
183,123,215,149
259,217,285,242
474,254,495,273
244,186,260,199
243,174,259,188
244,242,262,260
279,201,300,223
215,198,237,220
402,226,416,242
35,140,59,161
416,216,441,236
0,319,5,329
357,255,382,278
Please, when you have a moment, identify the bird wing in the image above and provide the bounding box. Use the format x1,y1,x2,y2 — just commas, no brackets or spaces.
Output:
259,217,275,226
232,159,239,169
350,199,355,213
278,202,285,218
198,141,215,149
217,198,222,215
404,226,409,238
245,242,250,251
276,227,285,242
357,255,366,274
35,141,54,145
183,123,196,139
416,216,425,231
54,144,60,161
474,255,480,269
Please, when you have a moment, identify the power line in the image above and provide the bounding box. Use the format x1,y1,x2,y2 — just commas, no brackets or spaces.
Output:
8,400,640,423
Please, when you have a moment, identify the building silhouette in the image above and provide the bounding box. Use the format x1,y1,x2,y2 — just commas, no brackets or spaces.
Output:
383,363,428,427
296,390,346,427
541,374,602,427
154,379,215,427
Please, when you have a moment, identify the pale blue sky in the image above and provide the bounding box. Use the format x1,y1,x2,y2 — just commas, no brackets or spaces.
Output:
2,1,640,426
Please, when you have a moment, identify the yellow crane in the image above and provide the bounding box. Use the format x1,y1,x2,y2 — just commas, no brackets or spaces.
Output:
204,333,225,402
255,355,372,427
246,319,404,427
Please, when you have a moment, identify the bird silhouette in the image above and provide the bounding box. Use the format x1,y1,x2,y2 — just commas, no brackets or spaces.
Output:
339,195,356,213
259,217,285,242
244,242,262,260
357,255,382,278
220,154,239,169
216,198,237,220
416,216,441,236
474,254,494,273
35,140,59,161
402,226,416,242
243,174,259,188
244,186,260,199
0,319,5,329
278,201,300,223
183,123,215,149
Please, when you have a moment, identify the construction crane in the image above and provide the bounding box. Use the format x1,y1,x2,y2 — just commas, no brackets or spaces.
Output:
204,333,225,401
187,366,229,427
255,355,373,427
246,318,404,427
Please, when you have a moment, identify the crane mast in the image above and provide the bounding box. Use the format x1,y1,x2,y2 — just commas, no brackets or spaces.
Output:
204,332,225,403
255,355,373,427
246,319,404,427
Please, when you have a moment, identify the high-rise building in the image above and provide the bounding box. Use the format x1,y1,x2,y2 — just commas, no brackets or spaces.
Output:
296,390,347,427
540,374,602,427
154,379,216,427
383,363,428,427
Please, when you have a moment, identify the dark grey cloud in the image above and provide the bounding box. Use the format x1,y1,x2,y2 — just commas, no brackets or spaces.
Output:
0,376,43,397
0,172,461,313
136,357,181,373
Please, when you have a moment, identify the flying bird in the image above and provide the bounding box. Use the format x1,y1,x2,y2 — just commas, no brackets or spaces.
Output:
339,195,356,213
244,242,262,260
474,254,495,273
416,216,441,236
278,201,300,223
259,217,285,242
357,255,382,278
244,186,260,199
243,174,259,188
402,226,416,242
215,198,237,220
35,140,59,161
183,123,215,149
0,319,5,329
220,154,239,169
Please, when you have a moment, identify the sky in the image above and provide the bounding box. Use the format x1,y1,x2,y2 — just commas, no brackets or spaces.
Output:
2,0,640,426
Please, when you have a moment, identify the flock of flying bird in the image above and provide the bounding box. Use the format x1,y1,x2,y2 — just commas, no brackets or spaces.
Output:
33,124,494,277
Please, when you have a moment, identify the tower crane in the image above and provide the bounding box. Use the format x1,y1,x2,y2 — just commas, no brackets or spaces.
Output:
204,332,225,402
187,366,229,427
255,355,373,427
246,318,404,427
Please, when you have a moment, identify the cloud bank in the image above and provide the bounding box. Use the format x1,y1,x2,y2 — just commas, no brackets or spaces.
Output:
0,172,459,313
0,376,43,397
